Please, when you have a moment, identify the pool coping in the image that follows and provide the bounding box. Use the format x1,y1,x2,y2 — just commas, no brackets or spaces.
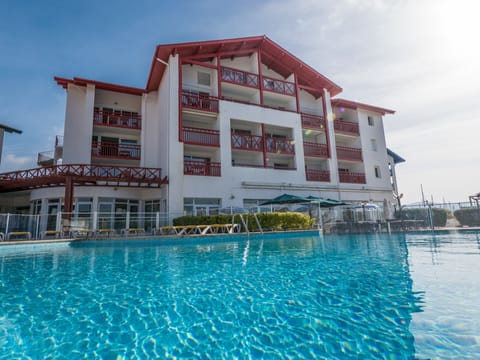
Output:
1,226,480,247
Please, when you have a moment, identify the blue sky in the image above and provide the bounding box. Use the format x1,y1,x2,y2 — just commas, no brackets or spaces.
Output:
1,0,479,204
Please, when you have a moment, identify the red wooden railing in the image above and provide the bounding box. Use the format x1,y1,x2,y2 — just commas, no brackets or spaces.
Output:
301,113,326,129
184,160,221,177
303,142,329,158
262,76,296,96
231,134,263,151
91,142,141,160
93,109,141,130
183,127,220,147
266,137,295,154
0,164,166,191
181,90,219,112
232,163,296,170
336,146,363,161
339,172,366,184
221,66,259,88
306,169,330,182
334,119,360,135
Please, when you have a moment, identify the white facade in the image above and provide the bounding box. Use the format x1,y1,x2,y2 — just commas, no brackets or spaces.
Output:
0,36,401,229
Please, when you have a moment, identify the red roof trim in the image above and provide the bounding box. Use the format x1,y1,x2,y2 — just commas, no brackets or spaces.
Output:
146,35,342,96
54,77,145,96
331,98,395,115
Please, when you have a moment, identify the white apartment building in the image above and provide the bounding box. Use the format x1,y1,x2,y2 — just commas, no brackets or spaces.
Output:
0,36,401,231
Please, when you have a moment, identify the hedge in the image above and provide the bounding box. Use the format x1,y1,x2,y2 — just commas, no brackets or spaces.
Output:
173,212,315,232
454,208,480,227
398,208,448,227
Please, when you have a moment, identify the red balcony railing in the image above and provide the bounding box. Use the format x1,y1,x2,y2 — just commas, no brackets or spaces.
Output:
182,90,219,112
221,66,259,88
303,142,329,158
232,163,296,171
262,76,295,96
183,127,220,147
231,134,263,151
301,113,326,130
306,169,330,182
334,120,360,136
184,160,221,177
339,172,366,184
93,109,141,130
266,137,295,154
336,146,362,162
92,142,141,160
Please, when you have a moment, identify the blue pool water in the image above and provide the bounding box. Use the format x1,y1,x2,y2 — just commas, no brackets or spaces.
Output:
0,231,479,359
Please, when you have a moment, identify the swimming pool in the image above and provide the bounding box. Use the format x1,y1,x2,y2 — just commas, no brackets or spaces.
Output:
0,231,479,359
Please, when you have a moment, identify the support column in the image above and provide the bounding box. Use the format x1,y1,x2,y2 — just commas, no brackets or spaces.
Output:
294,73,300,113
178,59,183,142
63,175,74,232
261,123,267,167
257,50,264,106
217,54,222,98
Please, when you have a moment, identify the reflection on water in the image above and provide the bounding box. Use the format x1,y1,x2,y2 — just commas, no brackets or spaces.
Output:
0,232,478,358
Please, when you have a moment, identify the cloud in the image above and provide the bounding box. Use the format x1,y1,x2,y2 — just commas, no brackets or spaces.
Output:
0,153,35,172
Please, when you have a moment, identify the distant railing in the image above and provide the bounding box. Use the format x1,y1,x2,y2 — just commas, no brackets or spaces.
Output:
231,134,263,151
37,151,54,165
336,146,362,161
266,137,295,154
262,76,295,96
339,172,366,184
93,109,141,130
305,169,330,182
91,142,141,160
232,163,296,170
184,160,221,177
303,142,329,158
182,90,219,112
301,113,326,129
334,119,359,135
183,127,220,147
221,66,259,88
55,135,64,147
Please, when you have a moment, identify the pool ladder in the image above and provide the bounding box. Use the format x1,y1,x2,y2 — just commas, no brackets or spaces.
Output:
236,213,263,234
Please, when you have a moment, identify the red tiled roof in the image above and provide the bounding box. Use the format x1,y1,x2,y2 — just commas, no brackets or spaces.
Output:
146,35,342,97
331,98,395,115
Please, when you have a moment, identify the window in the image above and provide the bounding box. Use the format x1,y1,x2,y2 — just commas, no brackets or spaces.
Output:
370,139,377,152
197,72,211,86
368,116,374,126
374,166,381,178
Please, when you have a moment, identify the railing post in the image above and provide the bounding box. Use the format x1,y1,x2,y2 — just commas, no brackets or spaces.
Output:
155,212,160,229
93,211,98,231
5,213,10,238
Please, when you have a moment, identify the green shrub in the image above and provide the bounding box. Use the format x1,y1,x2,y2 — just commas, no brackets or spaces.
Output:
454,208,480,226
173,212,314,232
399,208,447,227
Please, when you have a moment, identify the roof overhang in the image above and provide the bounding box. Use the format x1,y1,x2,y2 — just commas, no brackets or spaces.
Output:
0,123,22,134
54,77,145,96
387,149,406,164
146,35,342,97
331,98,395,115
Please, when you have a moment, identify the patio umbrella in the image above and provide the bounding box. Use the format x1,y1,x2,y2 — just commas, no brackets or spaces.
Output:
260,194,311,206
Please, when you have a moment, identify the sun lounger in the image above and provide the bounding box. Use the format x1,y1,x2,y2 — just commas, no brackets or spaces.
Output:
121,228,145,236
6,231,32,241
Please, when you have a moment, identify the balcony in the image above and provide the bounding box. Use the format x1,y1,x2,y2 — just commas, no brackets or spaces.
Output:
339,172,366,184
303,142,329,158
183,127,220,147
91,142,141,160
231,134,263,151
336,146,362,162
306,169,330,182
262,76,295,96
37,151,55,166
301,113,326,130
221,66,259,88
184,160,221,177
266,137,295,155
334,119,359,136
93,109,141,130
182,90,219,113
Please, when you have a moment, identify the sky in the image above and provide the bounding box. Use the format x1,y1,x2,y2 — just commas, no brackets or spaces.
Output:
1,0,479,204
